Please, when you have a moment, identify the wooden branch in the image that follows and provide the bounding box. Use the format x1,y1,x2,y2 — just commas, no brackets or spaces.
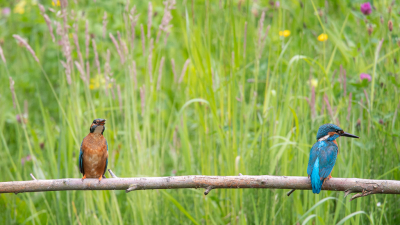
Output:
1,173,400,201
108,169,118,178
29,173,37,181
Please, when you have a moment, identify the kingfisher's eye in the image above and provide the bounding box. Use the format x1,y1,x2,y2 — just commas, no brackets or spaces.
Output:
93,120,96,124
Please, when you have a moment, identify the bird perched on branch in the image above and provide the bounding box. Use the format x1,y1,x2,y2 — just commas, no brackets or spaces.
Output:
79,119,108,182
307,124,359,194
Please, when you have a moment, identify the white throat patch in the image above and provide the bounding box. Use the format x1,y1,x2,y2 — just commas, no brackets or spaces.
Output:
318,134,330,142
94,125,104,134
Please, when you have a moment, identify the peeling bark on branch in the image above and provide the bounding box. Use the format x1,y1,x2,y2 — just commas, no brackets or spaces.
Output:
1,174,399,201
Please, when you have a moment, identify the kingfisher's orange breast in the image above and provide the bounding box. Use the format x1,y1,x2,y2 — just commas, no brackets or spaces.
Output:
81,133,108,178
333,139,339,154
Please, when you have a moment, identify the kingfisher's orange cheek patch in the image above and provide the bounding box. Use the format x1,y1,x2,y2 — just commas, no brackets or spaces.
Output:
328,132,336,136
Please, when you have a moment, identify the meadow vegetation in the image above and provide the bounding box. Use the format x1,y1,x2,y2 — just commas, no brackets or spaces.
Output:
0,0,400,224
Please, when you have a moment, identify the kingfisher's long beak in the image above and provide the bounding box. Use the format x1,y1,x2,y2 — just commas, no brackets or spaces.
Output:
340,132,359,138
98,119,106,125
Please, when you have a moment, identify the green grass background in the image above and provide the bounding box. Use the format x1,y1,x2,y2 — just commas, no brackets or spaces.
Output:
1,0,400,224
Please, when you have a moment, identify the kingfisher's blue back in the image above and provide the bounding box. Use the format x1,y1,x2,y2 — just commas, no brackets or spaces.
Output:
307,141,338,193
307,124,359,194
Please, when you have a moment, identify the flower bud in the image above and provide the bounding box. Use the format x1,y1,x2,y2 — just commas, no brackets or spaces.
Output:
388,20,393,32
368,25,373,36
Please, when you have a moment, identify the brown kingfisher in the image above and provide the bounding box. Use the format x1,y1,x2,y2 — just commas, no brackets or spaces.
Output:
79,119,108,182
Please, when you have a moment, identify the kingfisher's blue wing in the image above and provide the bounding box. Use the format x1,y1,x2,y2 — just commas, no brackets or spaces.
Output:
318,145,338,179
307,142,320,176
79,141,84,174
103,140,108,176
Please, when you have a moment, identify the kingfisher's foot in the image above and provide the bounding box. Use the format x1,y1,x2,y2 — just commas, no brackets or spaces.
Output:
82,174,86,182
98,175,102,183
328,175,332,179
323,176,331,184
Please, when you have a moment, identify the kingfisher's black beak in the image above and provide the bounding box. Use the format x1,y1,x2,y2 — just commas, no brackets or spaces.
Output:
340,132,359,138
99,119,106,124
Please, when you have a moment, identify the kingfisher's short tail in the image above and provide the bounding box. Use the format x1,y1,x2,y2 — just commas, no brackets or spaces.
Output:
311,158,323,194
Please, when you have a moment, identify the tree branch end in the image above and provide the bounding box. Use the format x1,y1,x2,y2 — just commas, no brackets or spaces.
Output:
30,173,37,181
108,169,118,178
126,184,138,193
287,189,296,196
204,186,213,195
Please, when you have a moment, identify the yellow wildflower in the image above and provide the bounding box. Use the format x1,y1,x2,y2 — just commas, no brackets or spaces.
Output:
279,30,291,37
310,79,318,87
51,0,61,7
317,33,328,42
89,74,112,90
14,0,26,14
